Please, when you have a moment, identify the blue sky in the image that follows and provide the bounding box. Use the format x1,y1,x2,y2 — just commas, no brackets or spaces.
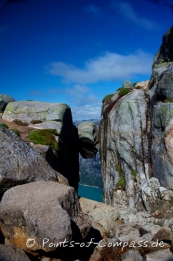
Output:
0,0,172,120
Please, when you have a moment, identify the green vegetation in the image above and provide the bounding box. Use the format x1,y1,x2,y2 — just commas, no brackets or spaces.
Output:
13,119,28,126
154,61,173,69
131,169,138,182
102,80,141,104
131,147,136,154
102,94,114,103
0,123,9,129
31,120,43,124
163,98,173,103
28,129,58,150
115,164,123,176
115,164,126,189
119,87,131,97
10,128,20,136
132,82,140,89
116,178,126,189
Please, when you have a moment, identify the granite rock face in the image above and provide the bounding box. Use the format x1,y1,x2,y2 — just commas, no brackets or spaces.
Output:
152,25,173,69
2,101,69,123
79,197,119,237
0,126,68,198
2,101,79,191
0,94,15,112
78,121,98,159
30,144,59,172
99,84,151,209
0,181,91,253
149,27,173,190
99,26,173,211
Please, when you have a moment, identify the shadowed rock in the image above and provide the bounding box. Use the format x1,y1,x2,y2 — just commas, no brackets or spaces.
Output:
149,26,173,190
78,122,98,159
153,25,173,69
0,244,31,261
2,101,79,191
0,126,68,198
0,94,15,112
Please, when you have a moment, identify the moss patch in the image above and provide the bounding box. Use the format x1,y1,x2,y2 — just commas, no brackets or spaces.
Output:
115,164,126,189
116,178,126,189
0,123,9,129
13,119,28,126
131,169,138,181
28,129,58,150
163,98,173,103
102,94,114,103
31,120,44,124
119,87,131,97
10,128,20,136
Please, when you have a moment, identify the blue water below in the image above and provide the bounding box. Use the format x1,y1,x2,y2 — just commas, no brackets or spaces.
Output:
78,184,103,202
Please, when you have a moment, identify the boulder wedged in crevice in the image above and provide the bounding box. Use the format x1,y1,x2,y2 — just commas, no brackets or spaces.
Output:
78,121,98,159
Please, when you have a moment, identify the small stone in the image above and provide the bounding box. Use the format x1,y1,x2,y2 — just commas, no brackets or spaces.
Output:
163,219,169,227
146,249,173,261
155,210,159,215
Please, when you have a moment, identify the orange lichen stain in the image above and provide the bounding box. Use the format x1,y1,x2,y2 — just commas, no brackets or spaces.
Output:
115,219,122,226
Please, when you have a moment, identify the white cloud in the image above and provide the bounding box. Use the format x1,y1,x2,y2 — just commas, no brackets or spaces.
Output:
71,103,102,120
66,84,89,96
47,50,152,84
110,0,159,30
66,84,99,106
85,5,99,15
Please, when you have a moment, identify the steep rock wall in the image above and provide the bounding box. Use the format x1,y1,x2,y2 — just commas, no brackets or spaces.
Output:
99,83,151,209
99,26,173,210
149,26,173,190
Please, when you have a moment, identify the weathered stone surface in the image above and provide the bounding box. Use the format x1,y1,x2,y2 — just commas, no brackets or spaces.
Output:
153,25,173,69
148,27,173,190
113,223,149,242
157,64,173,102
30,144,59,172
79,197,119,237
0,94,15,112
99,27,173,213
2,101,79,191
78,122,98,159
29,120,63,135
141,178,163,212
122,80,133,89
145,249,173,261
0,126,68,198
89,236,171,261
0,244,31,261
99,87,151,209
2,101,69,123
0,181,91,253
152,227,173,247
121,249,143,261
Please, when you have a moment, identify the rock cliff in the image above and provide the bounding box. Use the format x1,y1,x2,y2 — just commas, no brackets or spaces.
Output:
99,26,173,213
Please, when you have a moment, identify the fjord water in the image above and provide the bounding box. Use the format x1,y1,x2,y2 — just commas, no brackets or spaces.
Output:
78,184,103,202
